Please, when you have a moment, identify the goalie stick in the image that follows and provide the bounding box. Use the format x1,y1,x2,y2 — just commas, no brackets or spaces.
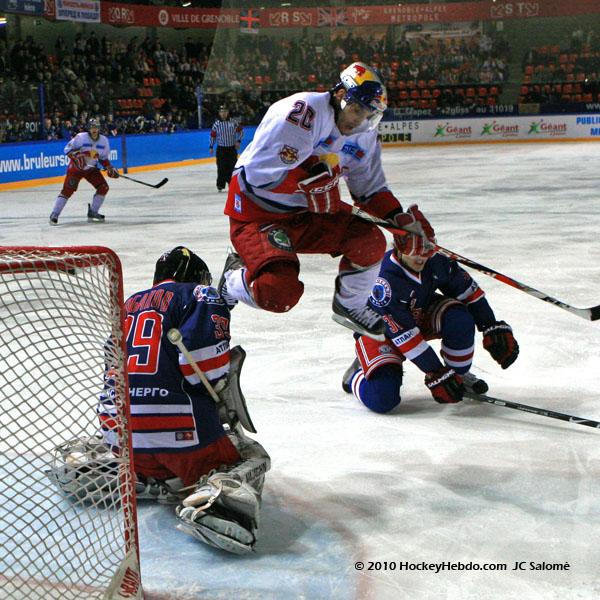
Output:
464,390,600,430
350,206,600,322
112,172,169,189
167,328,222,404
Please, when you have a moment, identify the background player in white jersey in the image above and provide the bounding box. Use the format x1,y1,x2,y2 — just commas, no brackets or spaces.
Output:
51,247,270,554
342,227,519,412
220,62,434,340
49,118,119,225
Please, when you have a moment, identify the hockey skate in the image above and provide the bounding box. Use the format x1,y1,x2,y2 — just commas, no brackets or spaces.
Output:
342,357,360,394
135,474,185,504
49,213,59,225
217,250,245,307
87,204,105,223
463,371,489,395
332,295,386,341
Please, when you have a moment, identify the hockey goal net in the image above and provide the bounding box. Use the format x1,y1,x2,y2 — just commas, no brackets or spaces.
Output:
0,247,142,600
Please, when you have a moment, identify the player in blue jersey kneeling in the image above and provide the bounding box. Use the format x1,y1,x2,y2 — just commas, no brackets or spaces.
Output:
342,212,519,412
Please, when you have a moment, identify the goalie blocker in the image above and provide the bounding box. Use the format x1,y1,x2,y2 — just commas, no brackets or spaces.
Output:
48,344,271,555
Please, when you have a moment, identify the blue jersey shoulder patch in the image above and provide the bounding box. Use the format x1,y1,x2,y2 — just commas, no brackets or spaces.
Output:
370,277,392,307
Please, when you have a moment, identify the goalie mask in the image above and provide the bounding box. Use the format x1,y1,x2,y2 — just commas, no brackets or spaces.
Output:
153,246,212,285
335,62,387,132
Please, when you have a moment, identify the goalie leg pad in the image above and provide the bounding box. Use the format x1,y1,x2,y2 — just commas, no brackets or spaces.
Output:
225,432,271,491
176,506,256,554
46,437,122,506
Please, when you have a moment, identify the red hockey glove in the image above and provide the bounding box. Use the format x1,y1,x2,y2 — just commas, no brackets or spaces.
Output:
392,205,436,257
298,164,345,214
105,166,119,178
398,204,434,237
407,204,435,239
394,231,436,258
70,152,87,170
482,321,519,369
425,366,464,403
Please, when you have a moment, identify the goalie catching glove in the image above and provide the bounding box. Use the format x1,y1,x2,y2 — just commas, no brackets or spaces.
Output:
425,366,464,403
482,321,519,369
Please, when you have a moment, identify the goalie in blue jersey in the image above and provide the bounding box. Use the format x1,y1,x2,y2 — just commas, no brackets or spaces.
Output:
50,247,270,555
342,214,519,412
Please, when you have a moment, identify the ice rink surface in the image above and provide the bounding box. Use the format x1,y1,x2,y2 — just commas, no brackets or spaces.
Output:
1,142,600,599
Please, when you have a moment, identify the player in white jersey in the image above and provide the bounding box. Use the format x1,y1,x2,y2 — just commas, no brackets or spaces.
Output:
221,62,434,340
49,118,119,225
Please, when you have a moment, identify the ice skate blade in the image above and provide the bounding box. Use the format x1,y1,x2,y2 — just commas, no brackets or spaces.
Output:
331,314,385,341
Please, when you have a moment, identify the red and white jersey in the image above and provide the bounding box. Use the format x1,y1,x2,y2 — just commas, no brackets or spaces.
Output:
227,91,388,219
64,132,111,170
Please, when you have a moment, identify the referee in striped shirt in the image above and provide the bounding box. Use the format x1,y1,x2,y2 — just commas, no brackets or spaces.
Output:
209,105,243,192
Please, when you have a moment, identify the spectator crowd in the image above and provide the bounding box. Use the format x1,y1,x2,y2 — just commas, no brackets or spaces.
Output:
1,24,597,144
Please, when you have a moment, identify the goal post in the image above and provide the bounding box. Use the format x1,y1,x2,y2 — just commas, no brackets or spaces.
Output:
0,246,143,600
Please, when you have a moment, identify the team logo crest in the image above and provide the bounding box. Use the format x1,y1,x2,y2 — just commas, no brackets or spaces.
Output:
279,144,299,165
176,431,194,441
370,277,392,307
268,228,293,251
193,285,222,304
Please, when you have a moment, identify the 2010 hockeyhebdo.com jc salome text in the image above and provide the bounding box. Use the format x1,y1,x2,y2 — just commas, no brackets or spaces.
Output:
353,560,571,573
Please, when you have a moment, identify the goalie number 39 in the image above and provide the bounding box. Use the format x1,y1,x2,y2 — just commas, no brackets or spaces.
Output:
124,311,163,374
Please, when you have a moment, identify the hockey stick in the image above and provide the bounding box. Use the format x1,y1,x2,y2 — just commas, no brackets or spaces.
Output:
167,328,221,405
465,390,600,430
166,328,256,433
351,206,600,322
116,173,168,189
